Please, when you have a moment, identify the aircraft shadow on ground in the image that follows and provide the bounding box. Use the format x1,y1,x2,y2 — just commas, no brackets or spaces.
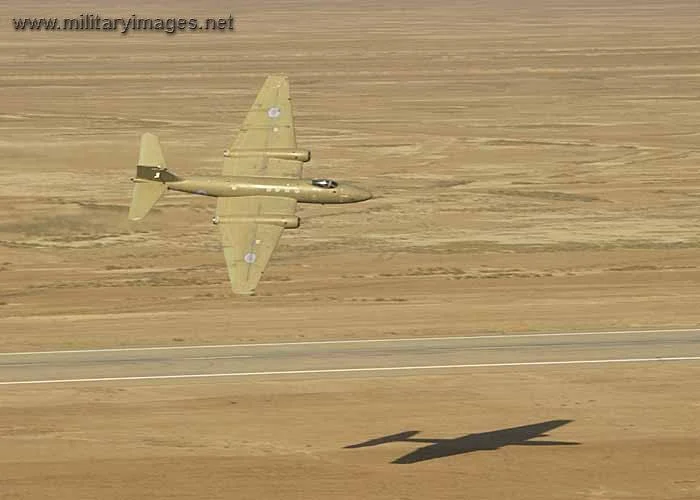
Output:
345,419,580,464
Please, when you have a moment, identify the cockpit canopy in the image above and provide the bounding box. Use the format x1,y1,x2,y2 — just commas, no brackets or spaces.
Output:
311,178,338,189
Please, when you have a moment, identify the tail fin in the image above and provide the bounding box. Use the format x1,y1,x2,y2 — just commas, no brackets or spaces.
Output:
128,133,175,221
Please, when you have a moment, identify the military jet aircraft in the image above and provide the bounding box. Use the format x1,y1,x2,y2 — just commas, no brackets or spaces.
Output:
128,75,372,295
345,420,579,464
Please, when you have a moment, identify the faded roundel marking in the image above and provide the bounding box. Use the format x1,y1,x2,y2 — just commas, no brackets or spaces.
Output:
244,252,257,264
267,106,281,119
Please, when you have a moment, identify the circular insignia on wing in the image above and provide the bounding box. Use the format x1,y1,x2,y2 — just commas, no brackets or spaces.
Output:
267,106,281,119
244,252,257,264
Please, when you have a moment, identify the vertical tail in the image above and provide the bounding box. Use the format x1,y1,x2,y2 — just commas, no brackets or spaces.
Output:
128,133,176,221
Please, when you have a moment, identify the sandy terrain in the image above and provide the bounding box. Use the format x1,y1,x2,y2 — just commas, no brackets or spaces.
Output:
1,0,700,498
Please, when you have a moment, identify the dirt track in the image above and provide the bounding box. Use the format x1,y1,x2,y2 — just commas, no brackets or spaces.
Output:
1,1,700,498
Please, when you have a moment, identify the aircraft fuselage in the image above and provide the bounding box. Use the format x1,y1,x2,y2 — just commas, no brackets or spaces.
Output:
163,175,371,204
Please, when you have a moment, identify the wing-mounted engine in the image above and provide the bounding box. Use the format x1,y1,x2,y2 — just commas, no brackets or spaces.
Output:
212,215,300,229
224,149,311,163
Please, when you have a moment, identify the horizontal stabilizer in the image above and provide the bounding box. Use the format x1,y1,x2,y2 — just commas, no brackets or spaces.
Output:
138,132,167,168
128,180,166,221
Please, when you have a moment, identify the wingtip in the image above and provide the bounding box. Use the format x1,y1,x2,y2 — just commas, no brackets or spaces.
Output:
140,131,158,141
265,74,289,86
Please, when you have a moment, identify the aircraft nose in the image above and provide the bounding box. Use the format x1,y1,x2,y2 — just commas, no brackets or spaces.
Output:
340,184,373,202
357,187,372,201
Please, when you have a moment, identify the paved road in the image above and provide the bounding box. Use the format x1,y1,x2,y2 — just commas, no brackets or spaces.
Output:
1,329,700,385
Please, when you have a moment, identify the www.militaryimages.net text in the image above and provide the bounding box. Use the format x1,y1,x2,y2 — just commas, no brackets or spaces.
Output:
12,14,235,34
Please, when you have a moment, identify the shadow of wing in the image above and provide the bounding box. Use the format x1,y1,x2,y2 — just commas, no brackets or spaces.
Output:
496,419,574,440
392,442,464,464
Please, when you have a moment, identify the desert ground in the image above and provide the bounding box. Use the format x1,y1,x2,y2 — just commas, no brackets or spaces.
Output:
1,0,700,498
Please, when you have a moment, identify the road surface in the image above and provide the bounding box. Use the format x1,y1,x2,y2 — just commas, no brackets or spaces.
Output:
1,328,699,385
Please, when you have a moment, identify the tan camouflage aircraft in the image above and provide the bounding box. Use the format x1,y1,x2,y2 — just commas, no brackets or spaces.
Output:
128,75,372,295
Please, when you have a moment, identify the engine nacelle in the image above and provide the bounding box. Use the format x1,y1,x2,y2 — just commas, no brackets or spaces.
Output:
212,215,300,229
224,149,311,163
271,216,301,229
278,150,310,163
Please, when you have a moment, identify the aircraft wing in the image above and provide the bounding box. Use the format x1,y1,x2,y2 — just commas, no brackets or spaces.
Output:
216,196,297,295
223,75,303,179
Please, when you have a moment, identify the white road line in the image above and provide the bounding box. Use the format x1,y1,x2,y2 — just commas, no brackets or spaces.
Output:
1,355,699,386
1,328,698,357
185,355,253,360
